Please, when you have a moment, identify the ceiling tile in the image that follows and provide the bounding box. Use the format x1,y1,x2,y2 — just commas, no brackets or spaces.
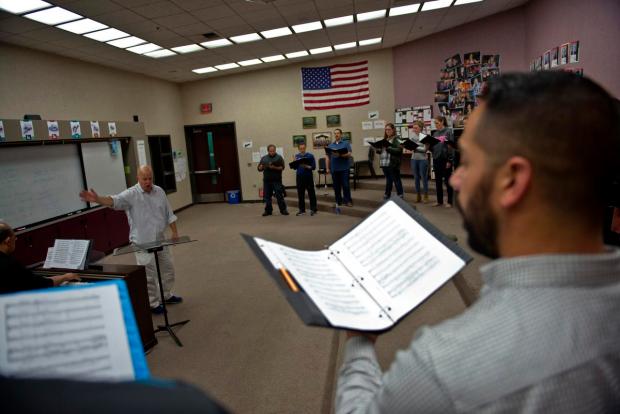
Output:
216,24,257,37
200,15,246,29
326,27,357,43
172,22,213,36
131,1,185,19
318,5,357,19
96,9,147,26
172,0,226,11
49,35,97,49
20,27,79,42
354,0,390,13
153,12,201,28
63,0,123,17
266,36,305,53
192,4,237,22
139,28,183,41
0,16,47,34
295,31,332,49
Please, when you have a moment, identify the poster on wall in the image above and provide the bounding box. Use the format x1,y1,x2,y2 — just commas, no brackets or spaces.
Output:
47,121,60,139
108,122,117,137
560,43,569,65
90,121,100,138
0,120,5,141
20,120,34,140
70,121,81,139
569,41,579,63
551,47,559,68
543,50,550,70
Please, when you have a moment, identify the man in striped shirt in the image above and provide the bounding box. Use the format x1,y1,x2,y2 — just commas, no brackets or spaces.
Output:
336,72,620,413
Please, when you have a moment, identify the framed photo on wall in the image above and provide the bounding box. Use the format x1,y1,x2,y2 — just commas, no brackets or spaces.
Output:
326,114,341,127
543,50,550,70
302,116,317,129
312,131,332,149
551,47,559,68
292,135,306,147
341,131,352,143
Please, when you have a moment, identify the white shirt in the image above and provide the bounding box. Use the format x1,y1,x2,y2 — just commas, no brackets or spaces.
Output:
112,184,177,244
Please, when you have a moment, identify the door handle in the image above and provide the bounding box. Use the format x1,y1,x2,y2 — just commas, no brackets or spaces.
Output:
193,167,221,175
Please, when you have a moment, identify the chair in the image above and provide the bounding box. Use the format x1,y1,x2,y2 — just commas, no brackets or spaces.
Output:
353,146,377,189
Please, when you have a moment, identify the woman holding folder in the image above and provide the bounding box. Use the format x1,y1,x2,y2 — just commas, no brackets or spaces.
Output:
376,123,403,200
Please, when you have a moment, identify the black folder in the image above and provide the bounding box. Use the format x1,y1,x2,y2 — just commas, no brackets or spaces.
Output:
420,135,441,147
242,197,472,332
324,147,349,155
288,157,311,169
399,139,419,151
369,139,390,149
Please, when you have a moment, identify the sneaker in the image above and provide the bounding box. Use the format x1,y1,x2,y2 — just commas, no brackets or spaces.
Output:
423,194,429,203
310,210,317,216
262,212,272,216
345,202,353,207
296,211,306,216
445,203,453,209
281,211,290,215
150,304,165,315
165,295,183,304
432,202,442,207
416,194,422,203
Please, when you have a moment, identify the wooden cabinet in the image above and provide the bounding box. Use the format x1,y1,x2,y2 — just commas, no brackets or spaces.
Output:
15,207,129,266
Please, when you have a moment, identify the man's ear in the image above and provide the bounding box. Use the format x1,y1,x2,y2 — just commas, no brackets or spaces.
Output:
497,156,532,208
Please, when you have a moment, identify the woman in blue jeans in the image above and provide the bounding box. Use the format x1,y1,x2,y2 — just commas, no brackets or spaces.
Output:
409,120,429,203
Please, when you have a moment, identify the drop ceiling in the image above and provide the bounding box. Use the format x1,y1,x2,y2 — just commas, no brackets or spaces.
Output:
0,0,529,83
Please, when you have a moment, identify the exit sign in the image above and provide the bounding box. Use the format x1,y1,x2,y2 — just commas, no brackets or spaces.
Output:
200,103,212,114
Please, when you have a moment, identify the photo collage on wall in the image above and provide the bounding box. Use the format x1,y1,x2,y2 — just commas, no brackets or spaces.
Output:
435,52,500,129
394,105,433,138
530,40,582,76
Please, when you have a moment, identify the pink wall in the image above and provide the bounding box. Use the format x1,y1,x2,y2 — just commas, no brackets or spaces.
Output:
393,0,620,109
393,7,527,109
525,0,620,98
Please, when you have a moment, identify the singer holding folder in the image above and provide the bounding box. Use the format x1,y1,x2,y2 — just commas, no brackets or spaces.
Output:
335,73,620,412
292,142,317,216
325,129,353,207
79,165,183,314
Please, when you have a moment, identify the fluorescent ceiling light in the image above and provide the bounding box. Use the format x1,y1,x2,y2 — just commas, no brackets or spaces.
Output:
171,44,203,54
107,36,146,48
230,33,261,43
389,3,421,16
24,6,81,25
0,0,51,14
84,28,129,42
215,63,240,70
359,37,382,46
56,18,107,34
260,26,292,38
421,0,453,11
334,42,356,50
454,0,483,5
261,54,285,62
285,50,308,58
145,49,176,58
356,9,386,22
324,15,353,27
126,43,162,54
292,21,322,33
201,39,232,48
310,46,332,55
192,66,218,74
238,59,262,66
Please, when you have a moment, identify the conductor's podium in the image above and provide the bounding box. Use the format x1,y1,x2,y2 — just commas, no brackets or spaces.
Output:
35,264,157,351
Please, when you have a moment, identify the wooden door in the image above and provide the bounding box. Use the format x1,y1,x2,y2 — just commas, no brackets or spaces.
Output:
185,123,241,202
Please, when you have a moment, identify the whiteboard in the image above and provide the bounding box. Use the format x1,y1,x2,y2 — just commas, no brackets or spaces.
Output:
0,145,87,228
81,141,127,197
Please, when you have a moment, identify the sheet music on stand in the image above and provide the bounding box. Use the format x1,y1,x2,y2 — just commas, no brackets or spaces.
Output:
42,239,91,270
113,236,194,256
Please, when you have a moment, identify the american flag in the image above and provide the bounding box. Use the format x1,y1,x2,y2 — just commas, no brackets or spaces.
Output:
301,60,370,110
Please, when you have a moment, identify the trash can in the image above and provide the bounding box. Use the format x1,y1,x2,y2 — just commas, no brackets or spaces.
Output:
226,190,240,204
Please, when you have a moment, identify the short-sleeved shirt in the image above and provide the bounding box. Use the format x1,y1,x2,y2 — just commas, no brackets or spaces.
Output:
328,140,352,172
259,154,285,182
112,184,177,244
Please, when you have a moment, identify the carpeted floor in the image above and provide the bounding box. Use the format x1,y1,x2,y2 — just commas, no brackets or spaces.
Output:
100,188,490,413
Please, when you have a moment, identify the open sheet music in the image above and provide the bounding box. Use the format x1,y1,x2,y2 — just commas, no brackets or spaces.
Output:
245,198,472,331
43,239,91,270
0,281,149,381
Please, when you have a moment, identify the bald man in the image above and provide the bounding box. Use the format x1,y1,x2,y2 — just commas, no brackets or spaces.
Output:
80,165,182,314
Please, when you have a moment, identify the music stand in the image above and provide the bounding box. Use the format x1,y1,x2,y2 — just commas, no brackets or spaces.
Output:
114,236,195,347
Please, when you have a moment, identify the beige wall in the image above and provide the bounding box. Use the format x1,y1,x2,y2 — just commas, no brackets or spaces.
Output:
0,43,192,210
180,48,395,200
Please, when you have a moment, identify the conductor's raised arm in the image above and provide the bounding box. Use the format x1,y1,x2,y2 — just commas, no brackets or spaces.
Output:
79,188,113,207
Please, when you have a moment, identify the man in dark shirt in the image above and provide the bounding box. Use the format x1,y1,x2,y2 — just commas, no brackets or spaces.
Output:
257,144,289,216
0,221,80,294
294,142,317,216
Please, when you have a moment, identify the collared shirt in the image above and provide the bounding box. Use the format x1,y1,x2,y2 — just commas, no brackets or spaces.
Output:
328,140,352,172
336,249,620,413
112,184,177,244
